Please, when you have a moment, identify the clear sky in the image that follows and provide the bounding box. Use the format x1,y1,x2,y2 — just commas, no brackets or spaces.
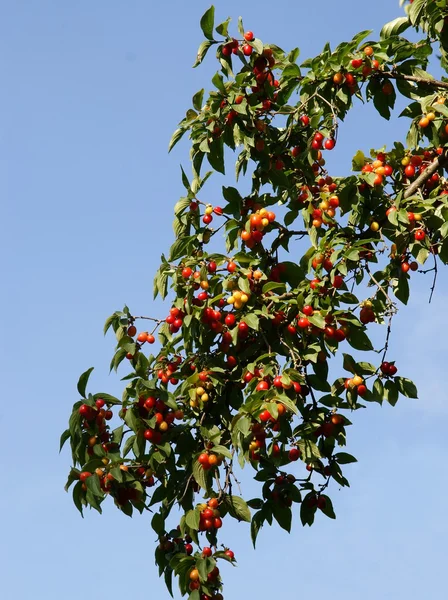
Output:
1,1,447,599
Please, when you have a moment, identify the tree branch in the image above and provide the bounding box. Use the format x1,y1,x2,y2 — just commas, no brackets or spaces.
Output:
404,150,448,199
381,70,448,91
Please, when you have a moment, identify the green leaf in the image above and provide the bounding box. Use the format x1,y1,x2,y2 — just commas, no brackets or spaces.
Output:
200,6,215,40
380,16,410,38
343,353,357,374
169,128,186,152
347,328,374,351
192,89,204,111
212,444,233,459
319,495,336,519
300,493,316,526
185,509,201,531
352,150,366,171
262,281,286,294
193,40,214,68
215,17,231,37
393,276,410,305
384,380,399,406
334,452,357,464
251,510,264,548
77,367,94,398
276,393,299,415
224,494,251,522
395,377,418,399
243,313,259,331
307,374,331,392
272,504,292,532
192,460,209,491
151,511,165,534
60,429,70,452
409,0,426,26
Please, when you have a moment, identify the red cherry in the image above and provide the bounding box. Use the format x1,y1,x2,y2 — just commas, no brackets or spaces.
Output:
414,230,425,242
244,31,254,41
288,447,301,461
256,381,270,391
242,44,253,56
185,543,193,555
202,547,213,557
225,313,236,327
225,549,235,559
388,364,398,376
334,329,346,342
324,138,336,150
259,409,271,422
198,453,210,466
227,261,237,273
297,317,310,329
332,275,344,288
273,376,283,389
357,384,367,396
405,164,416,178
182,267,193,278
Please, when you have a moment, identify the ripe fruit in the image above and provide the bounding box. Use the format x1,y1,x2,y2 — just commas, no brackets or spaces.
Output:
405,164,415,178
203,546,213,557
225,549,235,560
297,317,310,329
302,305,314,316
324,138,336,150
198,453,210,466
332,275,344,289
415,229,425,242
242,44,253,56
127,325,137,337
288,447,301,461
244,31,254,41
190,569,200,581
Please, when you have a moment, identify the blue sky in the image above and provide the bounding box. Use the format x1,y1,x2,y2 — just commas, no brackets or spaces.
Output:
1,1,447,599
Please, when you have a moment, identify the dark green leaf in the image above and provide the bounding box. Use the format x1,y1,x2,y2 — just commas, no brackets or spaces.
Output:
77,367,94,398
200,6,215,40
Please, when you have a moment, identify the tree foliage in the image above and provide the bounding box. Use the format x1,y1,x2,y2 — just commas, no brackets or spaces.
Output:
62,1,448,598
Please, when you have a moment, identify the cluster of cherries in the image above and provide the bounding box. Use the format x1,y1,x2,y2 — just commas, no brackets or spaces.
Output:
156,354,182,385
79,399,114,454
240,208,276,248
137,396,184,444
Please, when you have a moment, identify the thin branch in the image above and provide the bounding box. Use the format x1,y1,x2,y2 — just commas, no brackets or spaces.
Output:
364,263,397,310
404,150,448,199
381,70,448,91
429,253,438,304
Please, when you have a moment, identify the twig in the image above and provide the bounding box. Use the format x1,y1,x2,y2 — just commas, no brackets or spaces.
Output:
381,70,448,91
429,253,438,304
404,151,448,199
364,263,397,310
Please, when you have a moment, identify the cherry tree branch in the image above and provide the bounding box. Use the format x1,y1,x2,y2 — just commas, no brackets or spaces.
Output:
404,150,448,199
